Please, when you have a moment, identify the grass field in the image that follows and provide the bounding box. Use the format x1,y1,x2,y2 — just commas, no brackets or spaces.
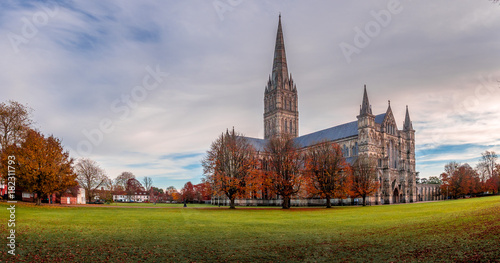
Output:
1,196,499,262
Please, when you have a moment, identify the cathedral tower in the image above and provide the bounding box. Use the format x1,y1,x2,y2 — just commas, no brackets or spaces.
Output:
357,85,376,156
403,105,416,173
264,15,299,139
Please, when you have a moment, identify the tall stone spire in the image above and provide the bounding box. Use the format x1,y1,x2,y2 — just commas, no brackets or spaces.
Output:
360,85,372,115
264,15,298,139
272,14,288,88
403,105,413,131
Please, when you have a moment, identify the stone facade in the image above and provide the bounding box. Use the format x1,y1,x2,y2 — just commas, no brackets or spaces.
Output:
416,184,443,202
243,16,419,204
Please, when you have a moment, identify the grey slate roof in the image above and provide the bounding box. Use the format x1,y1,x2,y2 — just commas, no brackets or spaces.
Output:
375,113,386,124
294,120,358,148
345,156,357,165
244,113,386,151
245,137,267,152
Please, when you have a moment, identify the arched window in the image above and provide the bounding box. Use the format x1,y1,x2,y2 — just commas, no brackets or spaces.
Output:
289,120,293,134
387,142,391,164
392,143,397,168
343,145,349,157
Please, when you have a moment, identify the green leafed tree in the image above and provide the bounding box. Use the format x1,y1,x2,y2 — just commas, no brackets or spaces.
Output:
427,176,441,184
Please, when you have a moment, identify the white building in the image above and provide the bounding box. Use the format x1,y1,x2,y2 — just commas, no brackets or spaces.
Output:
113,191,150,202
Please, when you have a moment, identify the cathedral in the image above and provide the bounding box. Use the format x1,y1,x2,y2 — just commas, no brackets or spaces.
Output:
243,15,417,204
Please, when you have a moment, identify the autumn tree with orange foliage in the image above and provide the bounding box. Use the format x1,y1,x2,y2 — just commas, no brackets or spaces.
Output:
202,128,257,209
165,186,179,202
194,181,212,202
0,101,34,183
304,141,350,208
264,134,303,209
349,156,379,206
181,181,195,203
440,162,482,199
4,129,77,205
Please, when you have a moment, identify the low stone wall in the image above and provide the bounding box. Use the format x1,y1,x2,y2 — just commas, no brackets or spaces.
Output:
211,198,368,207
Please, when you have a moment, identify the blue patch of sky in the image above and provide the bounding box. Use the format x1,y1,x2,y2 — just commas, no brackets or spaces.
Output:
0,0,37,10
0,1,56,27
182,163,202,171
62,1,118,23
159,152,203,161
416,143,488,164
128,26,161,43
51,29,102,52
126,162,158,168
417,143,477,154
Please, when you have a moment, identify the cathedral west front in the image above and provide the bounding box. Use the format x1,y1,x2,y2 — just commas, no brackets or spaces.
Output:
240,15,418,205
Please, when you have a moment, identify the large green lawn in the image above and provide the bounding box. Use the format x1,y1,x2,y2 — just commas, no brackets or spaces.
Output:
1,196,499,262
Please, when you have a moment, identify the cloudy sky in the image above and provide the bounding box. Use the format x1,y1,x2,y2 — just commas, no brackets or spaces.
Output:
1,0,499,189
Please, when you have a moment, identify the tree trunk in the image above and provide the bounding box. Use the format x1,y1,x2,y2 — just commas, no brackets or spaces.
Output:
36,195,42,206
229,197,236,209
282,196,290,209
326,195,331,208
362,195,366,206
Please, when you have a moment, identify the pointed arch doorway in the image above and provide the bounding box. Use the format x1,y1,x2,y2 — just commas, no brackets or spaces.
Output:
392,188,400,203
